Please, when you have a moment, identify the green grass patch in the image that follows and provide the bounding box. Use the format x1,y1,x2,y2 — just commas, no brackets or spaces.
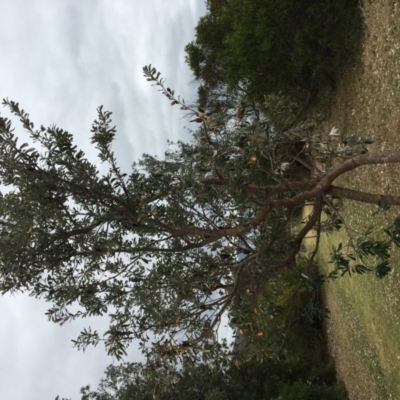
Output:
299,2,400,398
303,204,400,399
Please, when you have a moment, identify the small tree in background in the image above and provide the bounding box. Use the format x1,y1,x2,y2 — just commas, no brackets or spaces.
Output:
186,0,362,104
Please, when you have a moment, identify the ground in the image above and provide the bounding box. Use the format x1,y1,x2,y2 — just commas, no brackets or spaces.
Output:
309,1,400,399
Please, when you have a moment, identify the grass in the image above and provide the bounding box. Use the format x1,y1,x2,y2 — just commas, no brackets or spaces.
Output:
303,1,400,398
314,230,400,399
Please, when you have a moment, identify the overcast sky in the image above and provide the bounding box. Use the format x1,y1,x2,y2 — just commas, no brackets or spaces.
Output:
0,1,209,399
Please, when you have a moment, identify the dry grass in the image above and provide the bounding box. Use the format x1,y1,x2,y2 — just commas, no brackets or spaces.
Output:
304,1,400,399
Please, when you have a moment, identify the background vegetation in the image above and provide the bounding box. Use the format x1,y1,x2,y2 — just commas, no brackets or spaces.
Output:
186,0,362,106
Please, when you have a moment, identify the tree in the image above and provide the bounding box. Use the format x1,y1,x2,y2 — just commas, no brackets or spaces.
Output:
77,359,232,400
0,65,399,367
186,0,362,104
73,354,348,400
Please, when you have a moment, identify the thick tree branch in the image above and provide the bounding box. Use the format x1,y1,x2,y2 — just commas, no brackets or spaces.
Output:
328,185,400,205
199,177,225,185
247,181,317,195
64,221,103,238
279,197,323,268
270,151,400,209
200,253,258,342
164,204,270,239
115,236,218,254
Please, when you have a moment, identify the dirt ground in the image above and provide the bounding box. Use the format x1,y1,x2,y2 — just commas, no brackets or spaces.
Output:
318,1,400,399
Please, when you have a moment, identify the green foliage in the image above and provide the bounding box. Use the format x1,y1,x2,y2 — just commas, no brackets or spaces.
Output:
0,86,317,363
328,217,399,279
0,71,398,369
76,343,348,400
229,257,329,362
0,66,398,394
186,0,363,104
277,378,348,400
384,215,400,247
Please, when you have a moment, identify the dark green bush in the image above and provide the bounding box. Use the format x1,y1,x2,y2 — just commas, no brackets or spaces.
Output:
186,0,363,105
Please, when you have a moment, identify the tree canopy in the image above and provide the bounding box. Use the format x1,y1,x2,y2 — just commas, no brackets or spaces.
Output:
0,65,399,370
185,0,362,104
76,354,347,400
0,66,400,368
3,2,392,399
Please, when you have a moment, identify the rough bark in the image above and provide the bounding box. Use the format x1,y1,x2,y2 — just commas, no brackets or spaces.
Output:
186,152,400,238
328,185,400,205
